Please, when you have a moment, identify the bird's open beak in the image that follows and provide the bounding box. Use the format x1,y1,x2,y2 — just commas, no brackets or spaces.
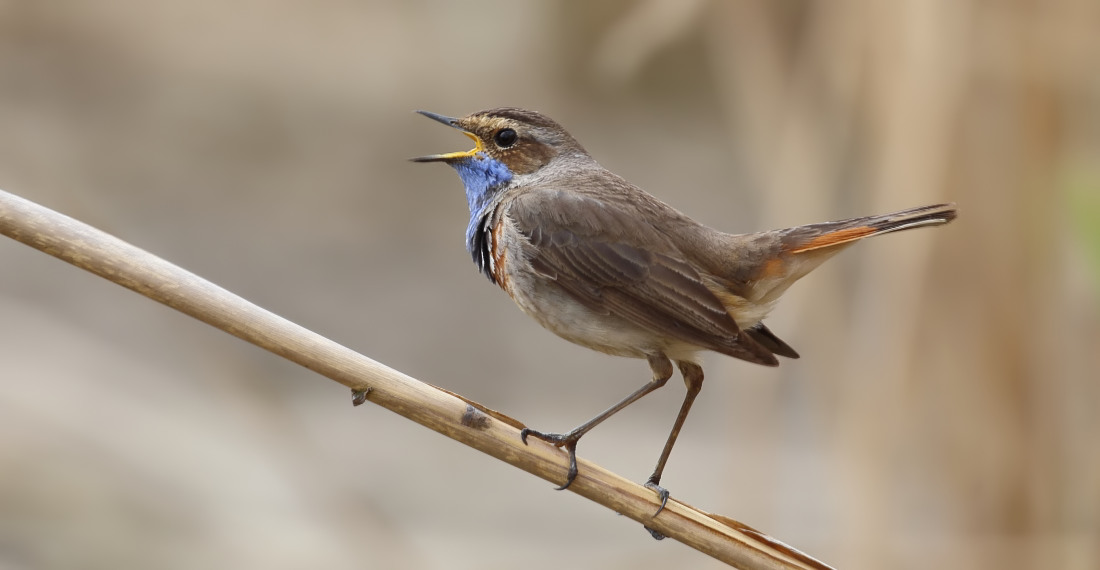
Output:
410,110,484,163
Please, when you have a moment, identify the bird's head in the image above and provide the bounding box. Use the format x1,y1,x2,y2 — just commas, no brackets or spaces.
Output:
411,107,586,178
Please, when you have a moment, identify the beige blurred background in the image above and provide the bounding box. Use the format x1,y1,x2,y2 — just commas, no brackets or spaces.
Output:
1,1,1098,569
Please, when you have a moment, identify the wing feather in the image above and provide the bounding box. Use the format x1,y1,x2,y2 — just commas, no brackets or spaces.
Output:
510,189,777,365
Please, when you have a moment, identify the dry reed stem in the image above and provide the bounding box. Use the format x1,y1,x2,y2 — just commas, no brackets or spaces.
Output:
0,187,832,570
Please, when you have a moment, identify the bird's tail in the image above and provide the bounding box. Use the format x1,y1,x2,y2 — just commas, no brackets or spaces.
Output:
723,202,958,317
784,203,958,255
706,203,957,361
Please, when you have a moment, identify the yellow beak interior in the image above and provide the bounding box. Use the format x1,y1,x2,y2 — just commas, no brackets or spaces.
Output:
413,131,484,162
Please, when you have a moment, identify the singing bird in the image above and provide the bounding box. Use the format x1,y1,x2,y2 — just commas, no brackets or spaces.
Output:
413,107,956,515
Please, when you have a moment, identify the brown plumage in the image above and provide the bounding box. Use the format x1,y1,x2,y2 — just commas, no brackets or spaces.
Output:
414,107,957,523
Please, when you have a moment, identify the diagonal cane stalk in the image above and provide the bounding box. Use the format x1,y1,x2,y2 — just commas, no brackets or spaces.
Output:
0,187,831,570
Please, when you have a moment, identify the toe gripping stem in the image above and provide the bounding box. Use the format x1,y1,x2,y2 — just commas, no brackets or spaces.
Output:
520,428,581,490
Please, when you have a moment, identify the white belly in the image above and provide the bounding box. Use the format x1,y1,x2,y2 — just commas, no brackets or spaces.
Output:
499,260,704,364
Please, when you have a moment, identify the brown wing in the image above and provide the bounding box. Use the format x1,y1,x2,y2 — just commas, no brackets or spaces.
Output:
507,188,778,366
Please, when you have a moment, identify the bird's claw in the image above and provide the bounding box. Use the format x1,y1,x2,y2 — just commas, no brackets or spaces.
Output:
642,478,670,539
645,479,670,516
520,428,671,540
643,525,667,540
519,428,581,490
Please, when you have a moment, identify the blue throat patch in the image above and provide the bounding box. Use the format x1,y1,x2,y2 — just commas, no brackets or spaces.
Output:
450,153,513,254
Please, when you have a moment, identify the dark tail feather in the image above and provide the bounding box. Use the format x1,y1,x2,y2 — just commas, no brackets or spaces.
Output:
788,203,958,254
744,323,800,359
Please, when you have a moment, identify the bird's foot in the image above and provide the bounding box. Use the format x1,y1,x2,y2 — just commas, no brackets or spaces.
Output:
643,525,667,541
520,428,581,490
642,477,668,519
642,477,671,540
644,477,671,516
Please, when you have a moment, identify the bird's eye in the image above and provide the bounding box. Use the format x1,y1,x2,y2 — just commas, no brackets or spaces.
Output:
493,128,518,148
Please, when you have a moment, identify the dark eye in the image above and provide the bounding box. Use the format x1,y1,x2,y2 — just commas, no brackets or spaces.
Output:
493,128,518,148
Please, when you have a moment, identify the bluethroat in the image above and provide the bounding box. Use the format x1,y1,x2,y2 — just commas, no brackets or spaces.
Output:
413,107,957,516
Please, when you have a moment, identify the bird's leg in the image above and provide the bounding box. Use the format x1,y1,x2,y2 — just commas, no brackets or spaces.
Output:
645,361,704,517
521,354,674,491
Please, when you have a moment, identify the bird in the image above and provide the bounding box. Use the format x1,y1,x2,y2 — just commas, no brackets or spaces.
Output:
412,106,956,517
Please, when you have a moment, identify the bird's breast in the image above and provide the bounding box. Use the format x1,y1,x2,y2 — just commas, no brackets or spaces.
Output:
484,212,702,362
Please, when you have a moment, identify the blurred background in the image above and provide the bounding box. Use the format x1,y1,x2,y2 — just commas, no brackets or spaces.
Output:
1,1,1097,568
